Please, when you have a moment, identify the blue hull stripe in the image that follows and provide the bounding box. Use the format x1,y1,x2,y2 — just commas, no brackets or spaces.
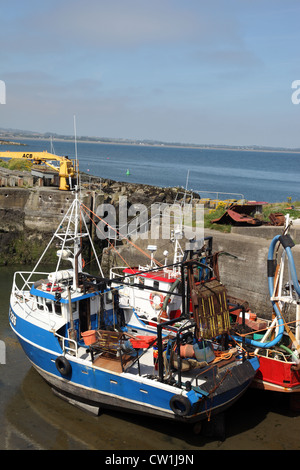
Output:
9,305,258,420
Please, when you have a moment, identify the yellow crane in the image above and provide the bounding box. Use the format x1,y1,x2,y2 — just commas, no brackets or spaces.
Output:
0,151,78,190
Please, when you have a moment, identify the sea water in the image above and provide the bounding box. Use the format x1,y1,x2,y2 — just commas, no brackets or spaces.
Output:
1,138,300,203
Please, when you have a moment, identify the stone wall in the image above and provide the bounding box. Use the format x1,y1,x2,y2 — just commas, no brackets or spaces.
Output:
0,186,94,264
0,167,34,189
0,187,77,232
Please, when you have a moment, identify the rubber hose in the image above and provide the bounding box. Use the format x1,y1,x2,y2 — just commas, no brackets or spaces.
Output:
279,344,299,363
232,235,284,348
284,246,300,296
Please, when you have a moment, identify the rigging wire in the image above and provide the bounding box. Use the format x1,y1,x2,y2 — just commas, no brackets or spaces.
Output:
80,201,164,267
80,204,132,270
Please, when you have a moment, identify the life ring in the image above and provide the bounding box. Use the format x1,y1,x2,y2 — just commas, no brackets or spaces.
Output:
150,292,165,310
55,356,72,377
46,282,62,293
169,394,191,417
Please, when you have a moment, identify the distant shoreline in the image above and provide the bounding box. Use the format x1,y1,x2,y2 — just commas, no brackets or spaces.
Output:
0,139,25,146
2,135,300,154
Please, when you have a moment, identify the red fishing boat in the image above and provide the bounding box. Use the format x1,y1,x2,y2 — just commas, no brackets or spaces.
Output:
230,219,300,409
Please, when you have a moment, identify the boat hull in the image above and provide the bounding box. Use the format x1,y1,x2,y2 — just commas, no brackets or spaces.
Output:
10,305,259,424
251,355,300,393
29,355,259,423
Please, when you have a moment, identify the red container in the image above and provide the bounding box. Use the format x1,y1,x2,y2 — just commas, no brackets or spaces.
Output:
130,335,157,349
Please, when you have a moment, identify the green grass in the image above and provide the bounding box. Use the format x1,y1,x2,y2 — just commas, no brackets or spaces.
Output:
261,201,300,221
0,158,33,171
204,203,231,232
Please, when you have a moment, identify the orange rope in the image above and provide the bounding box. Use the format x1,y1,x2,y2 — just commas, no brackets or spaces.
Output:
213,350,235,361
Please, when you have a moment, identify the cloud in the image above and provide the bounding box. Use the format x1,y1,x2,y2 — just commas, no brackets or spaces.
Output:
4,0,200,52
2,0,255,53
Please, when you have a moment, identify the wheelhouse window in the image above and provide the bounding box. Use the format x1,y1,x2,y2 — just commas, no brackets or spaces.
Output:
45,299,53,313
37,296,44,310
54,301,62,315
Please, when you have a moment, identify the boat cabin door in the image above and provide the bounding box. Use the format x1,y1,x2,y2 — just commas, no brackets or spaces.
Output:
79,298,91,333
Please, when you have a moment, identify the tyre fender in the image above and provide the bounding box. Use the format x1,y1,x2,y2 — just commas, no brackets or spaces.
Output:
55,355,72,377
169,394,191,416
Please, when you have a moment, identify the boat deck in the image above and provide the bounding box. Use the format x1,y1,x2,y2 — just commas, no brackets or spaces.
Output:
77,336,243,392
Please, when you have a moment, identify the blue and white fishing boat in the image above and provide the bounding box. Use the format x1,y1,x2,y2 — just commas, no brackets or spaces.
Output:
8,187,259,431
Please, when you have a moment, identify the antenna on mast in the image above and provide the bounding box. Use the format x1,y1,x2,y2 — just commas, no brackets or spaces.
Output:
50,135,55,154
73,115,80,190
183,169,190,206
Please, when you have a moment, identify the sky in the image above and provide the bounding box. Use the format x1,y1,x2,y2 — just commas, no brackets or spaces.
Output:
1,0,300,148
